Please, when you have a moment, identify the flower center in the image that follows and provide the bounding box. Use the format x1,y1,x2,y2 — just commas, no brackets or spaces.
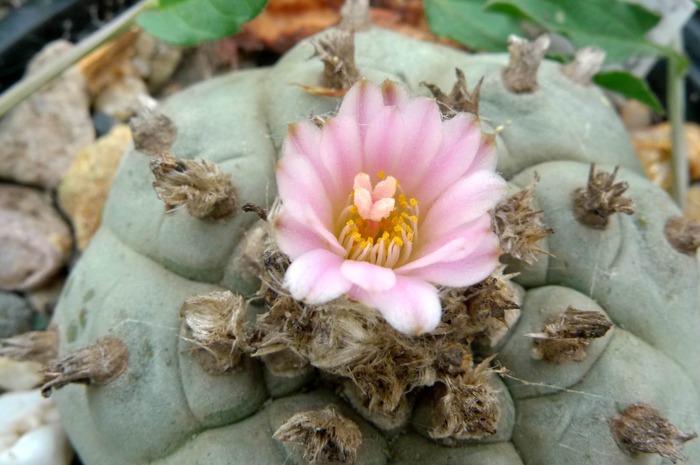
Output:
337,172,419,267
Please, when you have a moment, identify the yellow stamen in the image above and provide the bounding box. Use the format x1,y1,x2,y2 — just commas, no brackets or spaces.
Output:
337,172,419,268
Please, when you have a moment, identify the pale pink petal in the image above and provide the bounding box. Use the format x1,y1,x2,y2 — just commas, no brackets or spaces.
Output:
397,216,493,273
381,80,409,108
285,121,322,160
319,115,364,193
415,113,482,206
401,233,501,287
359,276,442,335
337,79,384,135
273,209,325,259
277,155,334,224
372,176,397,201
468,134,498,173
284,249,352,304
392,98,444,192
363,105,406,177
369,197,395,221
353,187,373,218
273,207,347,260
284,122,337,196
340,260,396,292
421,170,506,240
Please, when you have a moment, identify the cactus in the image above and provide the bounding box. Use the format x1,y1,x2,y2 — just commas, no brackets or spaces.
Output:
48,23,699,465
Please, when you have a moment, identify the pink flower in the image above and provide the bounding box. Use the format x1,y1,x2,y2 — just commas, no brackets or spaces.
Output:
273,79,505,335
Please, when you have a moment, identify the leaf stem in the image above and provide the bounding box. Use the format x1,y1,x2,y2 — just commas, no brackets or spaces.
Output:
0,0,157,119
668,34,688,208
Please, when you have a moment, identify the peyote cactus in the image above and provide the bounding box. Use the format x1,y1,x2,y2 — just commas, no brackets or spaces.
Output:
49,17,699,465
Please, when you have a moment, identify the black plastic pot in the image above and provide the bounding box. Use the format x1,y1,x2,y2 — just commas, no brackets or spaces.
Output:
0,0,137,92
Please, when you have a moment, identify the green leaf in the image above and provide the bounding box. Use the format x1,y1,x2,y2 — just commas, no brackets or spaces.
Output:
137,0,268,45
424,0,522,51
484,0,679,64
593,70,664,114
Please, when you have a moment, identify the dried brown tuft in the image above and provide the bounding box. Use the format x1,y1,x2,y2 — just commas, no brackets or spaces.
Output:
502,35,550,93
273,406,362,465
561,47,606,86
128,105,177,156
529,307,612,364
180,291,249,373
301,30,360,96
41,336,128,397
665,216,700,255
150,151,237,220
254,297,438,413
611,404,697,463
572,164,635,229
422,68,483,117
262,348,311,378
492,176,554,264
439,266,520,343
427,356,503,440
0,327,58,364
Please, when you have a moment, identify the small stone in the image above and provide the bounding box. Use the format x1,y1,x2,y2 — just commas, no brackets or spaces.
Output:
0,40,94,188
665,216,700,255
0,292,32,338
0,389,73,464
94,74,150,122
58,124,131,250
0,185,72,291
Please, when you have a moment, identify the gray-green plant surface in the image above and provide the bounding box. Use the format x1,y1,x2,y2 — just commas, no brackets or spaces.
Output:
52,27,700,464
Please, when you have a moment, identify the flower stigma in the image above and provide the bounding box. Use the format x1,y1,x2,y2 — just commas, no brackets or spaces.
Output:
337,172,419,268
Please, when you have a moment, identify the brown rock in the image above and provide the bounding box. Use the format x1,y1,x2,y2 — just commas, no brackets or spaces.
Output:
0,40,94,188
0,185,72,291
58,124,131,250
632,122,700,191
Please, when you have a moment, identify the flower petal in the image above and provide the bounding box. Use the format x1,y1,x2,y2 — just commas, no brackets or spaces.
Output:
273,206,346,259
359,276,442,335
393,97,444,192
397,215,493,273
381,79,409,108
277,154,334,224
337,79,384,135
401,232,501,287
469,133,498,173
421,170,506,241
319,115,364,194
416,113,483,206
363,105,406,177
284,122,337,196
284,249,352,304
340,260,396,292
